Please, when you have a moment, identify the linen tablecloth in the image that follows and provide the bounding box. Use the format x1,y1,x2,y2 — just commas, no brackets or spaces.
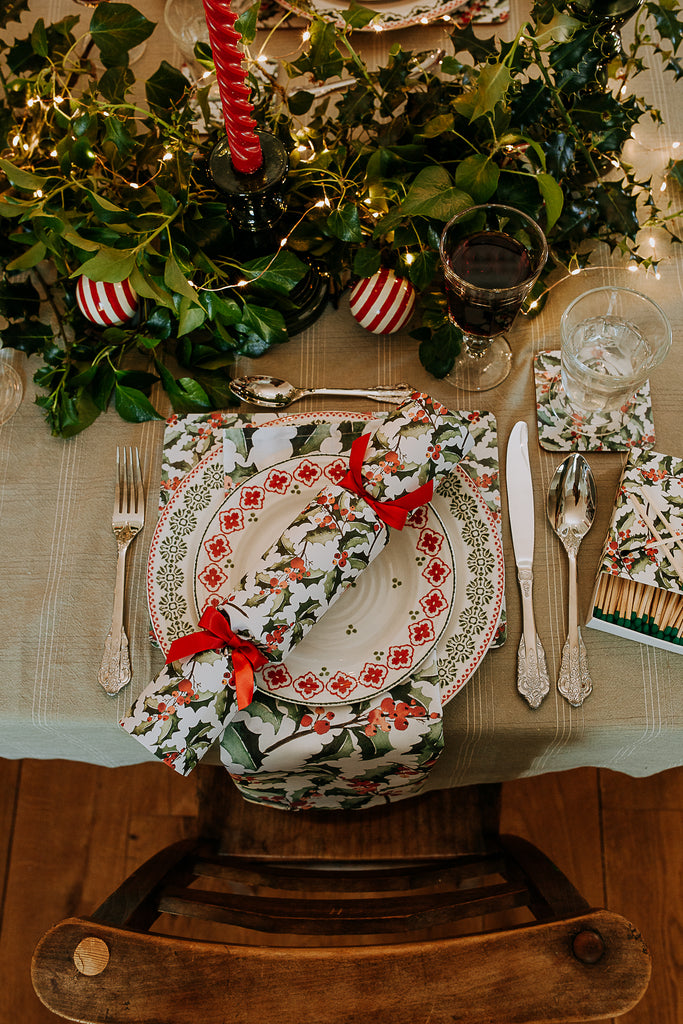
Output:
0,0,682,784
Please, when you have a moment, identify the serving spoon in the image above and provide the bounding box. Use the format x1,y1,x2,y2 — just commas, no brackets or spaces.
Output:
546,453,597,707
229,375,413,409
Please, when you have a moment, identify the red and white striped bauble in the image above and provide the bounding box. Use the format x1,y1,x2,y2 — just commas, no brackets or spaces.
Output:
349,268,416,334
76,275,138,326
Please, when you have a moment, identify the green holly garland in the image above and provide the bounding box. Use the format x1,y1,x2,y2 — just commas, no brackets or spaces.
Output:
0,0,681,436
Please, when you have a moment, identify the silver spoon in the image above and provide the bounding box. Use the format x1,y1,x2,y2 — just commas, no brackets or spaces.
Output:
547,454,597,707
229,375,413,409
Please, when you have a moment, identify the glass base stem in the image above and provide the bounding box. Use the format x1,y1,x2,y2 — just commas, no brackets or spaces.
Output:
446,334,512,392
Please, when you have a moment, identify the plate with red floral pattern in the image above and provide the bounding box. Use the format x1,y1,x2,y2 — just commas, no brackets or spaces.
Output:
194,454,456,704
148,445,456,705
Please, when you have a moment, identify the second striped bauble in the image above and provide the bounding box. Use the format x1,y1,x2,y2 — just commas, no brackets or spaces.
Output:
348,268,416,334
76,275,139,327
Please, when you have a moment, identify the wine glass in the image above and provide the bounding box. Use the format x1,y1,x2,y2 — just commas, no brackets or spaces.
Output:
0,350,23,426
439,204,548,392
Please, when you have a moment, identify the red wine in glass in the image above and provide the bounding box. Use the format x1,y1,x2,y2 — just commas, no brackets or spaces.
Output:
445,230,533,338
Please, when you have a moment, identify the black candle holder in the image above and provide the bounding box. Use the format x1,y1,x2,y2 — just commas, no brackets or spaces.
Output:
209,129,329,336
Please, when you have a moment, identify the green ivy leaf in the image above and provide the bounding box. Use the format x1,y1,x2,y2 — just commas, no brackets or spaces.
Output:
238,303,288,352
145,61,190,116
154,358,213,413
352,247,382,278
455,154,500,203
72,246,137,283
326,203,363,243
536,172,564,229
408,250,439,291
30,18,48,57
241,250,308,295
378,166,472,233
5,240,46,271
98,65,135,103
90,3,156,68
235,2,259,45
0,157,49,191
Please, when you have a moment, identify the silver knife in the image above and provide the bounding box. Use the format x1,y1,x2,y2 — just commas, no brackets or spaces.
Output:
506,421,550,709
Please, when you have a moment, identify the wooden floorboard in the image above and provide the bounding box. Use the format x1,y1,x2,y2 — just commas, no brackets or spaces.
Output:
1,756,679,1023
599,768,682,1024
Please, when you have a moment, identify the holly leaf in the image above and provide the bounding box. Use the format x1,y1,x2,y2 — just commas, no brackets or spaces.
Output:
646,0,683,52
415,321,462,378
594,182,640,238
471,63,512,120
342,3,379,28
667,158,683,187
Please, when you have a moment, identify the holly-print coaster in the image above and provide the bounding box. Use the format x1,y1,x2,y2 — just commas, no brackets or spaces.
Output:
534,350,655,452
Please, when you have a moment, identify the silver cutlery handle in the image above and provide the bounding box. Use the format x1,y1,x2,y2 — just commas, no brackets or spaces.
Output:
98,539,132,695
516,567,550,709
558,550,592,707
301,384,412,405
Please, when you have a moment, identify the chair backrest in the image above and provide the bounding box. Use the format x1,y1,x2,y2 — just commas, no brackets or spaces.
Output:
31,770,651,1024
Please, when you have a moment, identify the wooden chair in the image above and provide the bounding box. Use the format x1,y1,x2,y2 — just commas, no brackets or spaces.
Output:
32,769,651,1024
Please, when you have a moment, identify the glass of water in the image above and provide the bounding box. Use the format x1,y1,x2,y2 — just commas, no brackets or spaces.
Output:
559,286,672,414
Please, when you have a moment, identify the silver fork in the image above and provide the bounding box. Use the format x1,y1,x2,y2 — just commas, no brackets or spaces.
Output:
98,447,145,695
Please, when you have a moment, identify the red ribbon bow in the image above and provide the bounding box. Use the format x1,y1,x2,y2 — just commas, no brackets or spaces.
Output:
165,606,268,710
340,432,434,531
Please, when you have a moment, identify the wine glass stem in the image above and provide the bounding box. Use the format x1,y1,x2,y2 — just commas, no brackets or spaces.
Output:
463,334,492,357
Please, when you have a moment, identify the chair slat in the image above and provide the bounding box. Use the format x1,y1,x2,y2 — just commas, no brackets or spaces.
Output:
157,881,531,934
191,852,507,893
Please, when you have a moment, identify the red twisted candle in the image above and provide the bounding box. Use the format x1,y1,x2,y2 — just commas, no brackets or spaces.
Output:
201,0,263,174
